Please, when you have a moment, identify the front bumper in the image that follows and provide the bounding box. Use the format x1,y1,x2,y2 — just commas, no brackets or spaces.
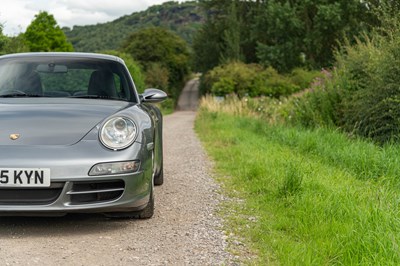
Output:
0,140,153,214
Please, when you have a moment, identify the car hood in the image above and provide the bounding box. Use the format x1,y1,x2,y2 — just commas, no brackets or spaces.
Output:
0,99,132,146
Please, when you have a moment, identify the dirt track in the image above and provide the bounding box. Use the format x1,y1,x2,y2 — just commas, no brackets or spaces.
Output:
0,79,233,265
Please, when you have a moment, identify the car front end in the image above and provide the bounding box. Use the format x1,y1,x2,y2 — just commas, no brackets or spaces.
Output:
0,98,154,216
0,53,166,218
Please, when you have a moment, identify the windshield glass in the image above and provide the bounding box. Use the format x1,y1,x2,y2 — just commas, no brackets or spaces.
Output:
0,56,136,102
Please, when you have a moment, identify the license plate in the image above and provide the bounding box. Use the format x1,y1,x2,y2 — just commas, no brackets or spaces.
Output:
0,168,51,187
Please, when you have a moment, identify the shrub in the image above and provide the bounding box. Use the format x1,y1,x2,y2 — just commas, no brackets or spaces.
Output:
284,69,341,128
256,67,300,97
289,68,323,89
336,35,400,143
285,31,400,143
203,61,261,97
202,62,317,98
211,77,235,96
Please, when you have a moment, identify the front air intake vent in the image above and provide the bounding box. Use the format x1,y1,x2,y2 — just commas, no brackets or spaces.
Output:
0,182,64,205
68,180,124,204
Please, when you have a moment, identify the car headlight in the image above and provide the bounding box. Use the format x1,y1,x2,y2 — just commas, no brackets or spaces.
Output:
100,117,137,150
89,160,140,176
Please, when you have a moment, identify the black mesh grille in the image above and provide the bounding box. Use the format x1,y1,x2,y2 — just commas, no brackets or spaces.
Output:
0,182,64,205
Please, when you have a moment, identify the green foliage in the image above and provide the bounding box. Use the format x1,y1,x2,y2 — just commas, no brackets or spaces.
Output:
203,62,261,97
203,62,316,98
196,110,400,265
64,1,204,52
1,34,30,54
101,50,146,93
255,0,373,72
0,25,29,55
192,19,223,73
159,98,175,115
194,0,379,73
193,0,258,72
220,1,243,63
257,67,300,97
255,1,303,72
278,162,304,198
286,21,400,143
337,34,400,143
0,25,8,53
259,5,400,143
211,77,235,96
24,11,73,52
289,68,323,89
145,63,169,92
122,27,190,104
284,69,341,128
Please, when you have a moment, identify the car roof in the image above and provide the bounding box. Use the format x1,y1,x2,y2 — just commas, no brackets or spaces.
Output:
0,52,124,64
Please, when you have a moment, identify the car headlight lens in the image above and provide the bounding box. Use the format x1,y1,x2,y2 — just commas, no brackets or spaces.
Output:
100,117,137,150
89,160,140,176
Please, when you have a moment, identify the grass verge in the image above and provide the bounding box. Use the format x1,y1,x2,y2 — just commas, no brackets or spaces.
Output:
195,110,400,265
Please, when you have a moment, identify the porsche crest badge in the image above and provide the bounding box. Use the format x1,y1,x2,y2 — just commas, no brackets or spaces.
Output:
10,134,20,140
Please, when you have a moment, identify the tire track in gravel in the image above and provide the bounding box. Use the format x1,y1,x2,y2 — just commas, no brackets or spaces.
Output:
0,79,234,265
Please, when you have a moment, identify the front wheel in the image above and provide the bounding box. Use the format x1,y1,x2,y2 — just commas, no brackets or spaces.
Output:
134,189,154,219
154,163,164,186
104,189,154,219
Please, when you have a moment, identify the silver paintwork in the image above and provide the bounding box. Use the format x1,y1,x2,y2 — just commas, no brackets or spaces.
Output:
0,52,165,215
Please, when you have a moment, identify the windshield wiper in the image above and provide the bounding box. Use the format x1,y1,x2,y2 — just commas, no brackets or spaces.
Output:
0,92,42,98
68,95,123,101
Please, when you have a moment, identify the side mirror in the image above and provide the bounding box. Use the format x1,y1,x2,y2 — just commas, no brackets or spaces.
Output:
140,88,168,103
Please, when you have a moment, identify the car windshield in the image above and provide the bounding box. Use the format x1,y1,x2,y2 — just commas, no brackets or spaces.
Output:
0,56,136,102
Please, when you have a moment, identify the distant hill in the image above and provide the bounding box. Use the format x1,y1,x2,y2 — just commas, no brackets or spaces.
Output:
63,1,204,52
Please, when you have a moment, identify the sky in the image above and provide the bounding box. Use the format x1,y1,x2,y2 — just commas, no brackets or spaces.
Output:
0,0,178,36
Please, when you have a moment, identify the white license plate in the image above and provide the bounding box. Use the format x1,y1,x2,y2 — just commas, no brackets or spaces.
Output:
0,168,51,187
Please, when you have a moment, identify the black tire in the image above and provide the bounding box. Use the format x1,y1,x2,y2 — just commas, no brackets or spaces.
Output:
104,189,154,219
136,188,154,219
154,163,164,186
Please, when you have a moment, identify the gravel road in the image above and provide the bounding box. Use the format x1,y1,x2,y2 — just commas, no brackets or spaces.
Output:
0,79,234,265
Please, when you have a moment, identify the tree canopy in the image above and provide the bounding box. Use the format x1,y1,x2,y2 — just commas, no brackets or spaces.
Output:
0,25,8,52
24,11,73,52
121,27,190,98
193,0,382,73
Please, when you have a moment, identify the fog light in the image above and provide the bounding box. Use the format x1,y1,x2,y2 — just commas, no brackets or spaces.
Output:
89,160,140,176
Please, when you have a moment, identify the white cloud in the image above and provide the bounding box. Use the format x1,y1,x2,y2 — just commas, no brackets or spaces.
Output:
0,0,174,36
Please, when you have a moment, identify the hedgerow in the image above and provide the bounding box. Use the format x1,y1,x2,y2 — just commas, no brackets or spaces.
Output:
201,62,320,98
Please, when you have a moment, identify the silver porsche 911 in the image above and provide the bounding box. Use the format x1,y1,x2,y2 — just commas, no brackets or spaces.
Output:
0,52,167,219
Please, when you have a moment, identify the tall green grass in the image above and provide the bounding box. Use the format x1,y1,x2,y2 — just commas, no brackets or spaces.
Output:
195,110,400,265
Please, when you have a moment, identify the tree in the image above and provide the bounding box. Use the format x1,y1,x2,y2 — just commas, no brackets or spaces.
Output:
0,24,29,55
102,50,146,93
121,27,190,99
192,19,224,72
24,11,73,52
194,0,377,73
193,0,258,72
0,26,7,52
255,1,303,72
255,0,372,72
220,1,243,63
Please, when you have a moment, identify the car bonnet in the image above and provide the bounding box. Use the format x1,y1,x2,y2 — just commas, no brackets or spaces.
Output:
0,98,132,146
